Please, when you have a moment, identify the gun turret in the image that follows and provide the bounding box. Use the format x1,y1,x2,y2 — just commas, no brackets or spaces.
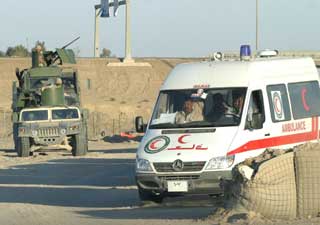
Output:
31,37,80,67
45,37,80,66
61,37,80,50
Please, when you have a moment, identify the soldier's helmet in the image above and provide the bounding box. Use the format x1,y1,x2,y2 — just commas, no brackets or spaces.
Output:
55,78,62,86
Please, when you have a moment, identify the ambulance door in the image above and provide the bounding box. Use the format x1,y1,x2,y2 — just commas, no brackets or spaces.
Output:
228,89,270,161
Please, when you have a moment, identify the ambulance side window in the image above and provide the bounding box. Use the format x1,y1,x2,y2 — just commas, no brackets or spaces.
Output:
267,84,291,122
288,81,320,119
245,90,265,130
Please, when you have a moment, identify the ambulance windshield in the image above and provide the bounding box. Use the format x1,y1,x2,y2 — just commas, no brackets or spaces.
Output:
149,88,247,129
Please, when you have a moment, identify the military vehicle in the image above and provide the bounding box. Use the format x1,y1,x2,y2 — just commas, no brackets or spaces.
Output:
12,37,88,157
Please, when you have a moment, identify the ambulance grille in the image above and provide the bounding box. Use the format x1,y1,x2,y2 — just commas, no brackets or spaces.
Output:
153,161,206,172
159,175,200,181
37,127,60,137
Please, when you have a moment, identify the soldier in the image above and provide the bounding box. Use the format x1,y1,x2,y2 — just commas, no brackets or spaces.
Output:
55,77,62,86
36,45,46,67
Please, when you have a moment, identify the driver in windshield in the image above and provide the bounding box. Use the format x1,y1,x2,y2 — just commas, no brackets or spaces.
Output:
233,94,245,115
175,99,204,124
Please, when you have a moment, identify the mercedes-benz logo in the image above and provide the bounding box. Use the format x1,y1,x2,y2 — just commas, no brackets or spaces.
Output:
172,159,184,172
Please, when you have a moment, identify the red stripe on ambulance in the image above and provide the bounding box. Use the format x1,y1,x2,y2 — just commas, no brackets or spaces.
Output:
227,117,318,156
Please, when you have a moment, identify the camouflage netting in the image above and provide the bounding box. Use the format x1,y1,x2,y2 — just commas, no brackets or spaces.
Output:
226,142,320,219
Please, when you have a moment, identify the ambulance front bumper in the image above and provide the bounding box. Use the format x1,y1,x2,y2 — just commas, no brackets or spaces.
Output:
136,170,232,194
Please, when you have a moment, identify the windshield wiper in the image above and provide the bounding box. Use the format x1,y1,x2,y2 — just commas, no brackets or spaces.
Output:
149,122,217,129
149,123,177,129
149,121,239,129
177,121,216,128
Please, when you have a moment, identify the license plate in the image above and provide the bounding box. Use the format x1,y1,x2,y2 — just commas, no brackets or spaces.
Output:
167,180,188,192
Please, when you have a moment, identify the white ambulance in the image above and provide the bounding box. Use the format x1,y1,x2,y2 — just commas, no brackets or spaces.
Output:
135,46,320,202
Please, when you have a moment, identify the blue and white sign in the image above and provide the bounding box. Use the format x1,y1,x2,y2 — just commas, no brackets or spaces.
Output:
101,0,110,18
113,0,119,16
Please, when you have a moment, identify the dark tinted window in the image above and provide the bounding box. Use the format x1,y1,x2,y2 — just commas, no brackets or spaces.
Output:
22,110,48,121
267,84,291,122
62,77,76,91
288,81,320,119
52,109,79,120
245,90,265,130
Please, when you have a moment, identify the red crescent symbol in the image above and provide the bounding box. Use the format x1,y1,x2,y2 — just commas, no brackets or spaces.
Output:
178,134,190,144
274,97,281,113
150,140,161,150
301,88,310,112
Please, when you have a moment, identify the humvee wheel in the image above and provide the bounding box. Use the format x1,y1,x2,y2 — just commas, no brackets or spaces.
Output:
71,131,88,156
17,137,31,157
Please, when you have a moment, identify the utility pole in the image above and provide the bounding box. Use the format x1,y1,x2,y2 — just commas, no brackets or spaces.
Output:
256,0,259,51
123,0,134,63
94,6,100,58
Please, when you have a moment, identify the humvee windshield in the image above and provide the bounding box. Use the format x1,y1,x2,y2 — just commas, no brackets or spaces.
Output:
21,110,48,122
52,108,79,120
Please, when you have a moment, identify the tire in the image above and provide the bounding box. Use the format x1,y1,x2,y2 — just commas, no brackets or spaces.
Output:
138,187,164,204
71,129,88,156
17,137,31,157
13,123,19,153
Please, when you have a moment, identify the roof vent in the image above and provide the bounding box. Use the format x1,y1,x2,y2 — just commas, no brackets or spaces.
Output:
258,49,279,58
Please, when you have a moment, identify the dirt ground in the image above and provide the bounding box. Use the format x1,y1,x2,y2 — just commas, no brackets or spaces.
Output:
0,138,214,225
0,138,319,225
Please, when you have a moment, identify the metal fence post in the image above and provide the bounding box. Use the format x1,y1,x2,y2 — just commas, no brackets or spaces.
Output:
112,119,114,136
118,113,121,134
4,111,6,138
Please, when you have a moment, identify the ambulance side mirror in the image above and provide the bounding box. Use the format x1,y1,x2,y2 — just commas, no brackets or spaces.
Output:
135,116,147,133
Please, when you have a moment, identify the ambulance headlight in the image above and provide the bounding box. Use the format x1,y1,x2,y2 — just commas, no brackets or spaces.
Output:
205,155,235,170
136,158,153,172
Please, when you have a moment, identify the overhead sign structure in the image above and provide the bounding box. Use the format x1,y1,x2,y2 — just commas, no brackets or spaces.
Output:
94,0,133,63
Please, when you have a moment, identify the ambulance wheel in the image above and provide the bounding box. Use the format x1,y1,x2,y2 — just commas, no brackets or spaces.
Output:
17,137,31,157
138,187,164,204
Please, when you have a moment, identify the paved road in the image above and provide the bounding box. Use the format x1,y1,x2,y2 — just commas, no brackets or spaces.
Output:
0,142,217,225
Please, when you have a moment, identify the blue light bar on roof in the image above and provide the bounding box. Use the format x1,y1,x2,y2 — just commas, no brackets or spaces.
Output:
240,45,251,58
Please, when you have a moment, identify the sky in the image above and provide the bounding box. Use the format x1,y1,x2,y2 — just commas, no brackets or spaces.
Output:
0,0,320,57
